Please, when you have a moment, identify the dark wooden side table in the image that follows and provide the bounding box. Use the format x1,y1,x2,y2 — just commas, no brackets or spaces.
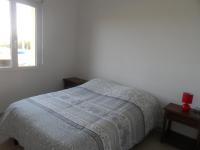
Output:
161,103,200,150
63,77,87,89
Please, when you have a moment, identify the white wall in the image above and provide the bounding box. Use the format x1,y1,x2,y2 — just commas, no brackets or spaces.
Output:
77,0,200,137
77,0,200,106
0,0,78,112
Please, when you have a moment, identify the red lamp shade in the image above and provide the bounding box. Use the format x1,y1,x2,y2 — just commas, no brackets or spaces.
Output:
182,92,193,104
182,92,193,112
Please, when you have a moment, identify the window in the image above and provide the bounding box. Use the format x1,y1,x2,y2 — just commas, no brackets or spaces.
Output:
17,3,36,67
0,0,43,68
0,0,11,67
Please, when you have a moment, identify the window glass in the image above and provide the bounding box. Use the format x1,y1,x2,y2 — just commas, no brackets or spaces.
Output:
0,0,12,67
17,3,36,67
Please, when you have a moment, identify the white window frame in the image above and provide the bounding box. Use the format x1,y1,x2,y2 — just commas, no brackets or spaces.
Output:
0,0,43,70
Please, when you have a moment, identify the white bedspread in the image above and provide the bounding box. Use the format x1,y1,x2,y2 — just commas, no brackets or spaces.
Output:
0,79,161,150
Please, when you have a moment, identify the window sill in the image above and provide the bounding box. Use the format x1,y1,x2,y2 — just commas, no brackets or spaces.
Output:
0,65,41,72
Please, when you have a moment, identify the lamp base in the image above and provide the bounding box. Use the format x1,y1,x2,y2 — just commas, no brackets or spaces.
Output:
182,103,191,112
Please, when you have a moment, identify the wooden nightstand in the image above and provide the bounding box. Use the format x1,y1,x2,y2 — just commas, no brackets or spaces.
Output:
161,103,200,150
63,77,87,89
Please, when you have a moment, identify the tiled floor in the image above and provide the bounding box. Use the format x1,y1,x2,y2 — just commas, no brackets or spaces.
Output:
0,132,177,150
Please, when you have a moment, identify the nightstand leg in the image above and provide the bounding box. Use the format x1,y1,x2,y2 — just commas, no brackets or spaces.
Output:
195,130,200,150
161,115,167,142
167,120,172,132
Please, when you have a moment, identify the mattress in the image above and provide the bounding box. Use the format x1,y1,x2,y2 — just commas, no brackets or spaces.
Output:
0,79,161,150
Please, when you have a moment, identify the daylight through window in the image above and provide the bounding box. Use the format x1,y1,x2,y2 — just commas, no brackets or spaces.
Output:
0,0,42,68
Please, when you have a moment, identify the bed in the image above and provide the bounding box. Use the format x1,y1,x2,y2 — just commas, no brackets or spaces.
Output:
0,79,161,150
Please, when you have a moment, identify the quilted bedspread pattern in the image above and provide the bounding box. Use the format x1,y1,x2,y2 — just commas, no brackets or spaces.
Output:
0,79,161,150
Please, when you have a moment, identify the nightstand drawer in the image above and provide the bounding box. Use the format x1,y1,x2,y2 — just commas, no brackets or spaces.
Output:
63,77,87,89
166,112,199,128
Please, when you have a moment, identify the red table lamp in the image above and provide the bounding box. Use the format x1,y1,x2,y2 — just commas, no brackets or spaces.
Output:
182,92,193,112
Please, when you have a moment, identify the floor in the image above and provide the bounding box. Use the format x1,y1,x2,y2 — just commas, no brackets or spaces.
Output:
0,132,178,150
133,132,178,150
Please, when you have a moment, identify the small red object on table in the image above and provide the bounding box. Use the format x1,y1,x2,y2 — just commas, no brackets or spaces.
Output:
182,92,193,112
